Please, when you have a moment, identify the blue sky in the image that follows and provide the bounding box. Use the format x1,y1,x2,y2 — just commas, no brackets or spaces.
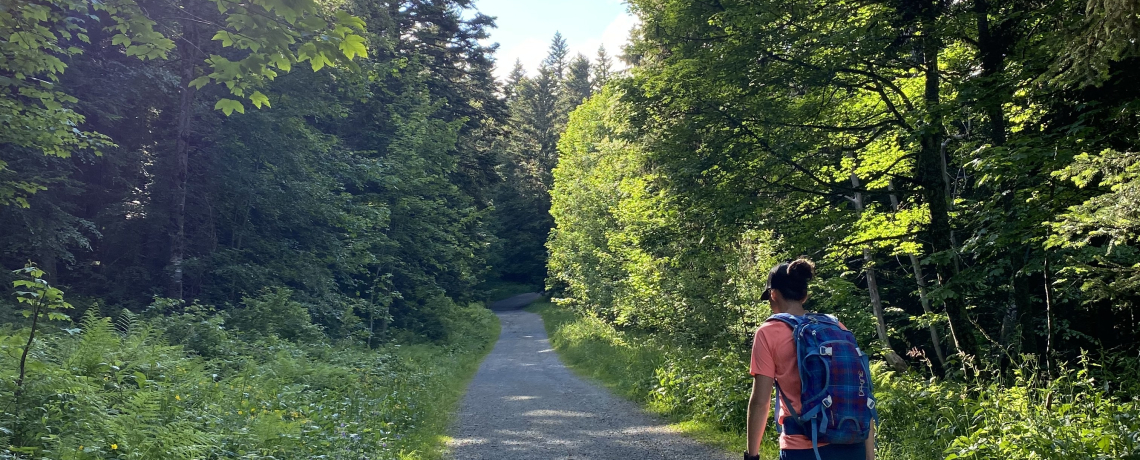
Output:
468,0,638,80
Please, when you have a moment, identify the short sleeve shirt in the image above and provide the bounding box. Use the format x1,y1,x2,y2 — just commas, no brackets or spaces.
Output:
750,318,847,450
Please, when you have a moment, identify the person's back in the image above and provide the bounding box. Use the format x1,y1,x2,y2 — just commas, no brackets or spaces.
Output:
744,258,875,460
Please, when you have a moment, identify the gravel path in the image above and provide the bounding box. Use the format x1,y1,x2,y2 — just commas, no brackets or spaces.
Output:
447,310,735,459
489,292,544,311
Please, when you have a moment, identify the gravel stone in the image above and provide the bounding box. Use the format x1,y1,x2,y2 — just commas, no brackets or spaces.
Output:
447,310,735,459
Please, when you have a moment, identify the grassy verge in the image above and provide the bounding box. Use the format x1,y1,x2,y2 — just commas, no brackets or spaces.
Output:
0,302,499,460
399,304,500,459
527,301,779,459
530,302,1140,460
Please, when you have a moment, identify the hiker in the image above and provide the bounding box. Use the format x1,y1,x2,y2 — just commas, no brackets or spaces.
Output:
744,257,877,460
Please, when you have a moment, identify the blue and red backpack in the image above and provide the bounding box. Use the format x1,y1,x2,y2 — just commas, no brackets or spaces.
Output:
766,312,878,460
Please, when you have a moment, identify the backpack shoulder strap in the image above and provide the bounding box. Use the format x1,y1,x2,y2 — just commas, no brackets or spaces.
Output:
802,312,840,327
764,312,806,434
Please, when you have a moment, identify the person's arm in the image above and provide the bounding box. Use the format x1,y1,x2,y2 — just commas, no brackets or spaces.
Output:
746,374,775,458
864,421,876,460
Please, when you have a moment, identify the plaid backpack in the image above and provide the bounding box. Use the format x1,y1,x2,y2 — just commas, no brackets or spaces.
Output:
766,313,877,460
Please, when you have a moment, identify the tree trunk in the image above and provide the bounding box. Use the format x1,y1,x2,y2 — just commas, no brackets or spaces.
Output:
888,182,948,369
919,13,980,361
167,23,199,300
975,0,1007,146
849,154,907,372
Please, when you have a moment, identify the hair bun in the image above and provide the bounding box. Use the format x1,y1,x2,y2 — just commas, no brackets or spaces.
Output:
787,257,816,282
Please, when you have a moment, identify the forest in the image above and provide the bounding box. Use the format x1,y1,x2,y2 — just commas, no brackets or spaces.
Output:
0,0,596,456
546,0,1140,458
2,0,1139,457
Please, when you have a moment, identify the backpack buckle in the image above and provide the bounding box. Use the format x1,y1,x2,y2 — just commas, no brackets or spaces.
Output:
867,398,876,410
819,346,833,356
822,395,833,408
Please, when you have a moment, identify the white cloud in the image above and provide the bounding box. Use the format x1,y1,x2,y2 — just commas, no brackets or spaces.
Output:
580,10,639,71
492,11,640,81
494,38,549,81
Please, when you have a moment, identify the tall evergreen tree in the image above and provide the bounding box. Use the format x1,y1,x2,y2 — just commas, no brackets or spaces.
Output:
561,53,594,110
593,45,614,90
543,32,570,80
505,59,527,101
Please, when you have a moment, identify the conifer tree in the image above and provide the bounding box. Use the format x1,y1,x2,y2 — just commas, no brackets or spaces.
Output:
505,59,527,102
543,32,570,80
562,54,594,108
593,45,614,90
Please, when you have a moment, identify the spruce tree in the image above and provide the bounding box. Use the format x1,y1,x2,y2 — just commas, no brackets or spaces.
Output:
560,54,593,115
505,59,526,102
593,45,614,90
543,32,570,80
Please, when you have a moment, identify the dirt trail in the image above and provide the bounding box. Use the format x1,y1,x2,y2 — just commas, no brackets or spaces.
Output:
447,310,734,459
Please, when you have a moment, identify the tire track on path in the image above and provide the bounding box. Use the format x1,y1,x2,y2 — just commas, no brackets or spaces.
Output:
447,310,734,459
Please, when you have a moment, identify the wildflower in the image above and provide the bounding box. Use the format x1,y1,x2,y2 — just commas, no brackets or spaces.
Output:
79,446,84,451
175,394,181,401
238,410,243,415
111,444,118,450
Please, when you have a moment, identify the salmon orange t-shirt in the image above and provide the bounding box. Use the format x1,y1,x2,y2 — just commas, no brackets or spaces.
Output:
750,318,847,450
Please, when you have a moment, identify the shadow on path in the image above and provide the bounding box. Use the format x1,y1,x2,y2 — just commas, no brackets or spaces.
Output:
489,292,544,311
447,310,733,460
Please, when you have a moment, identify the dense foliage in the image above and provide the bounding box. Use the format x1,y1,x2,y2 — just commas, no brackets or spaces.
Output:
547,0,1140,457
488,36,612,286
0,0,503,343
535,302,1140,460
550,0,1140,374
0,0,515,457
0,281,498,458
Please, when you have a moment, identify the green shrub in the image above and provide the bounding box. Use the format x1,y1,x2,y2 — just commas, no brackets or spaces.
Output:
0,291,498,459
870,355,1140,460
537,302,1140,460
228,288,324,342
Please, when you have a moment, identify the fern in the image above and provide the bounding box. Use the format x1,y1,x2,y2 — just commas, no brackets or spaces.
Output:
115,309,138,336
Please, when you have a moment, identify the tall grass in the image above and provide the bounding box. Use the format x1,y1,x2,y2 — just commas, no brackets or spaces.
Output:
0,299,499,459
533,302,1140,460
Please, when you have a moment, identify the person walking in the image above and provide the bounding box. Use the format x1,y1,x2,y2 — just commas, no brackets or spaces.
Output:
744,258,876,460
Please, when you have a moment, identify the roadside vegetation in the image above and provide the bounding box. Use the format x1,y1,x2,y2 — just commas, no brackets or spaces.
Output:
1,0,589,457
534,301,1140,460
0,275,498,459
544,0,1140,456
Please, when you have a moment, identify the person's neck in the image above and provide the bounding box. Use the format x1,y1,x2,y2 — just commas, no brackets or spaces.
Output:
778,302,807,316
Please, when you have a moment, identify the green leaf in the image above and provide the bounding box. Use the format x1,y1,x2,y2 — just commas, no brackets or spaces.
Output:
335,11,366,31
273,54,292,72
111,34,130,46
339,35,367,60
310,54,329,72
214,98,245,116
188,76,211,89
212,31,234,47
250,91,270,109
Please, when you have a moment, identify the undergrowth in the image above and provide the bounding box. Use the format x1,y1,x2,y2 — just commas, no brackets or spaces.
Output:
532,302,1140,460
0,291,499,459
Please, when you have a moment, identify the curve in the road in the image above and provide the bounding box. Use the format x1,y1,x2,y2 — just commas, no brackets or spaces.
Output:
447,310,734,459
489,292,544,311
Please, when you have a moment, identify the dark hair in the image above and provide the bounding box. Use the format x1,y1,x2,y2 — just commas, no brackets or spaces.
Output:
761,257,816,302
